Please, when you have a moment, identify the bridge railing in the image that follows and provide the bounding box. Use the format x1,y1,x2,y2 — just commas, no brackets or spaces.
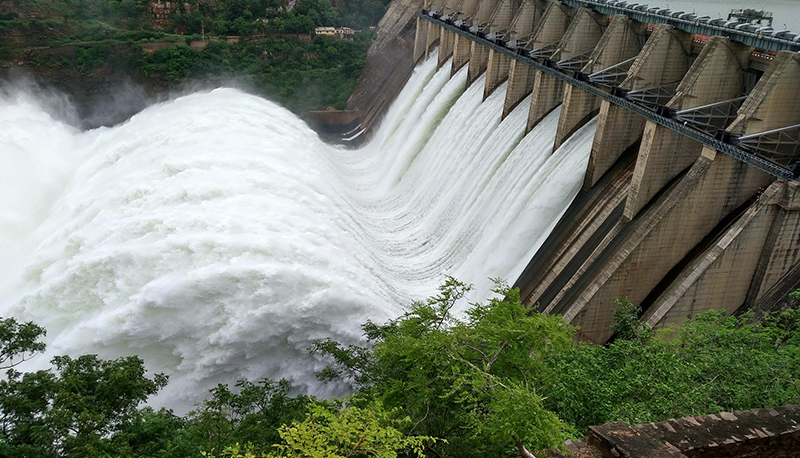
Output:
558,0,800,52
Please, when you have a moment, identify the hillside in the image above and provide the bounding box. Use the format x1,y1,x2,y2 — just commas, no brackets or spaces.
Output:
0,0,389,127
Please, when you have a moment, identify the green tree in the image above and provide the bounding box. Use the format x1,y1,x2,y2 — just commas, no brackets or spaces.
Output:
0,319,168,458
313,278,573,458
541,304,800,432
186,378,310,456
211,402,434,458
272,402,431,458
0,317,46,371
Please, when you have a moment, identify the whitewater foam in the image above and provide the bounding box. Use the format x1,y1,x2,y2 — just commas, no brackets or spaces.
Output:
0,52,593,411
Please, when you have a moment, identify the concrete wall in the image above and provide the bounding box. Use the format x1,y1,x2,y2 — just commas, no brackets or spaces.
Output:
584,25,693,189
346,0,424,136
523,2,575,132
411,6,800,344
564,149,773,343
625,37,752,220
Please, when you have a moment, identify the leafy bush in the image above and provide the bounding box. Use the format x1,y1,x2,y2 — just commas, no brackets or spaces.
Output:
2,286,799,457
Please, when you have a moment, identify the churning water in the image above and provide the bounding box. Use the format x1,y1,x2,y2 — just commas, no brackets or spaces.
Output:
0,51,594,411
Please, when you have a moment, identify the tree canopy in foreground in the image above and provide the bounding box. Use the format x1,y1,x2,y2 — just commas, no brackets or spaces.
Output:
1,284,799,458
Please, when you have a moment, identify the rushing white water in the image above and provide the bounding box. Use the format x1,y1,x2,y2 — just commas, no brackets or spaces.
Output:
0,51,594,411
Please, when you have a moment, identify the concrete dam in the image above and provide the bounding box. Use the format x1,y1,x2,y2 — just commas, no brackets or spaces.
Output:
406,0,800,343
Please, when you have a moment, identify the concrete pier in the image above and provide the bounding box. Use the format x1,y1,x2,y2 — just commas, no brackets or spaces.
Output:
435,0,461,67
451,34,472,75
485,52,513,98
500,0,547,117
424,0,447,55
521,1,575,132
467,41,491,86
625,37,752,219
584,25,693,189
553,15,645,150
413,16,429,63
483,0,522,98
465,0,500,86
438,28,455,67
528,7,608,133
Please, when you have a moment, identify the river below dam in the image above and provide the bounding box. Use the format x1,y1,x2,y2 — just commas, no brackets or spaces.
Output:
0,52,595,411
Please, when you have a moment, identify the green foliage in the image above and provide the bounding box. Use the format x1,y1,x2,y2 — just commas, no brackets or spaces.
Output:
0,317,46,371
541,307,800,432
1,287,799,457
314,278,573,457
134,36,371,111
609,298,652,342
74,44,111,70
187,378,311,456
203,402,436,458
271,402,433,458
0,354,168,458
314,282,800,456
1,0,380,112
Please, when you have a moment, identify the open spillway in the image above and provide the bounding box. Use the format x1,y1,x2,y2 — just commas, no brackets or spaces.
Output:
0,51,595,411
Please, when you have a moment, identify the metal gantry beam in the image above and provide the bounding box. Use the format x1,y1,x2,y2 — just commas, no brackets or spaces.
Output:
556,49,595,71
528,40,560,59
674,97,747,134
624,81,681,110
587,57,637,86
737,124,800,172
418,13,800,180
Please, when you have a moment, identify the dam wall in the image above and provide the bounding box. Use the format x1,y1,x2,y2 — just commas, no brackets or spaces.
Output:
415,0,800,342
340,0,426,138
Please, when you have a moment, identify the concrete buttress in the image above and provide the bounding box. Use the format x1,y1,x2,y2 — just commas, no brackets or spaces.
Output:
642,180,800,328
553,15,645,150
561,148,773,343
745,182,800,311
465,0,500,86
728,52,800,135
522,2,576,132
625,37,752,220
500,0,547,117
726,52,800,312
583,25,693,189
641,182,784,327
